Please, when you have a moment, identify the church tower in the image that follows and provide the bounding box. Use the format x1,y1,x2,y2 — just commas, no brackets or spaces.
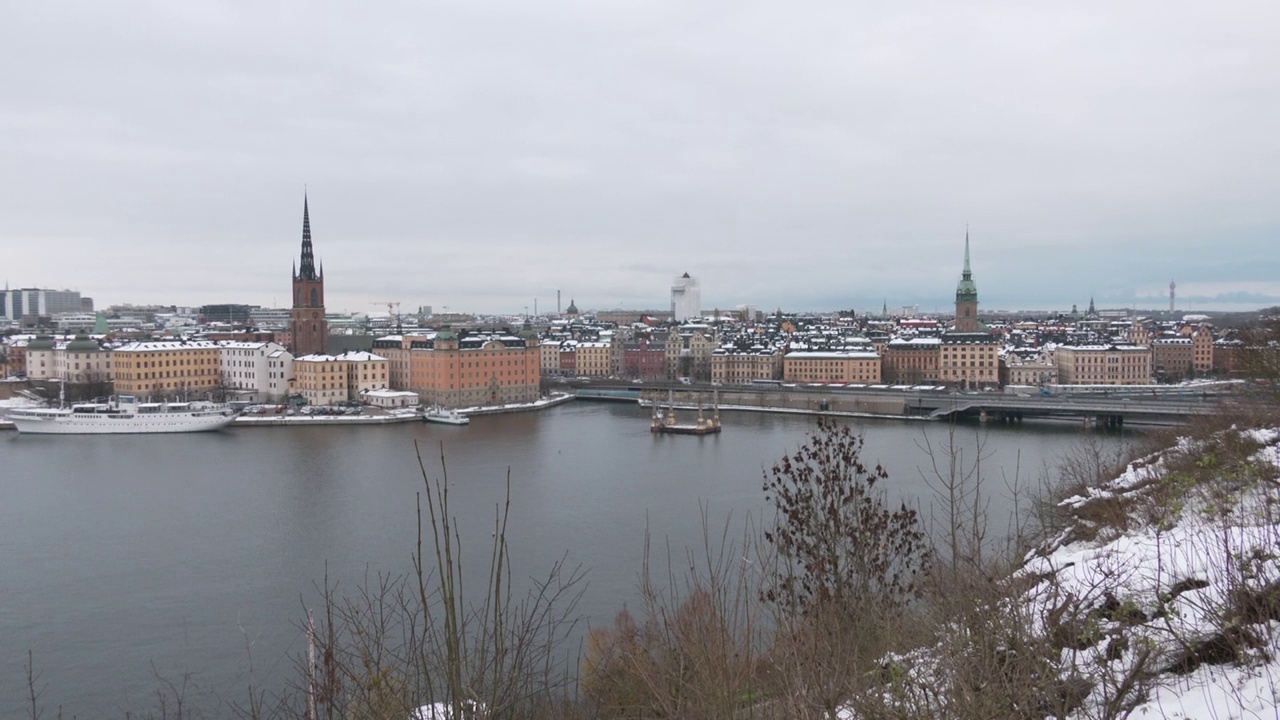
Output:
290,195,328,356
954,230,979,332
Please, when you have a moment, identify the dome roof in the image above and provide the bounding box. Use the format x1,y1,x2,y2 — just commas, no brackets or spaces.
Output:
65,335,101,353
566,299,579,314
27,335,55,350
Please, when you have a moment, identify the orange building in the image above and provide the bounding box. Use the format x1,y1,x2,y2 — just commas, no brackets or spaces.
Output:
408,329,540,408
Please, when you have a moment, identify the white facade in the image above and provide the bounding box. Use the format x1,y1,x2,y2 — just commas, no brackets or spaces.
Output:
671,273,701,322
218,341,293,402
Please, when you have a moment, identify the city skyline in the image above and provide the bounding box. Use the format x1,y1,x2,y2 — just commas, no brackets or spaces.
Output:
3,2,1278,314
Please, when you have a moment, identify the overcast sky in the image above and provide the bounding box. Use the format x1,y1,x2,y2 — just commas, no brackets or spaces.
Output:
3,1,1278,316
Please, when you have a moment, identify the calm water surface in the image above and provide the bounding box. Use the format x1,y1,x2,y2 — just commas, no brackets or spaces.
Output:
0,402,1135,717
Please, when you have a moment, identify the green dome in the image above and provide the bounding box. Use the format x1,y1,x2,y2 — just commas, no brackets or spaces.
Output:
65,334,101,353
27,335,55,350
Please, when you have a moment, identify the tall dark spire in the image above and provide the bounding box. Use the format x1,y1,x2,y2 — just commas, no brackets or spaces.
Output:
298,194,318,281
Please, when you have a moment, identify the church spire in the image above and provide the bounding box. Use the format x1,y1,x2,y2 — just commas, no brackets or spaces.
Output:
955,227,978,303
298,194,318,281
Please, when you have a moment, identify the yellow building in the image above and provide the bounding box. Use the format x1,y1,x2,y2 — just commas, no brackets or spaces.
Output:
293,354,350,405
783,351,881,384
710,347,783,384
575,342,613,377
336,351,389,398
1055,345,1152,385
111,340,221,399
938,333,1000,388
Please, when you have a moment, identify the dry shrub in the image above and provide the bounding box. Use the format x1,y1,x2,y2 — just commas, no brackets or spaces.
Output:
582,516,763,720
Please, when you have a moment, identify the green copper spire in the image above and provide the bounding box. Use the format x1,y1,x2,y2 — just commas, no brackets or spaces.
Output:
955,228,978,303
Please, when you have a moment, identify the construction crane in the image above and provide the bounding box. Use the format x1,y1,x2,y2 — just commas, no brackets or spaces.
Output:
369,301,402,333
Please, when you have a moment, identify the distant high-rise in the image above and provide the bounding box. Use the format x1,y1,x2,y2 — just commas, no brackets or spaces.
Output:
1169,280,1176,313
671,272,701,323
953,231,979,332
290,195,328,356
0,287,83,320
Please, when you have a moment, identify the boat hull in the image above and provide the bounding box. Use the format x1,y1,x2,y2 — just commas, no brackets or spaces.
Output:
424,415,470,426
8,412,237,435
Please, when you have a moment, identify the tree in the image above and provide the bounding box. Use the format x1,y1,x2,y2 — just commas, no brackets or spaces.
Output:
762,417,929,616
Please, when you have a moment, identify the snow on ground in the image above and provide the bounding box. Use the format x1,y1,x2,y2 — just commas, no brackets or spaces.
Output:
838,426,1280,719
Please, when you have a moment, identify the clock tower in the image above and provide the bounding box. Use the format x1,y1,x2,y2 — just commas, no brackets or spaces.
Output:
290,195,328,356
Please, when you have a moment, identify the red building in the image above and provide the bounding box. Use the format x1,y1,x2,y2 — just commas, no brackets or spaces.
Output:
623,339,667,380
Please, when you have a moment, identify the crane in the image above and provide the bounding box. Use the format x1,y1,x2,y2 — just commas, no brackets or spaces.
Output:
369,301,402,333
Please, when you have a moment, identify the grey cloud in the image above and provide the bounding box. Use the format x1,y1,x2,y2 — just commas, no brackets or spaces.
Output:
2,2,1278,313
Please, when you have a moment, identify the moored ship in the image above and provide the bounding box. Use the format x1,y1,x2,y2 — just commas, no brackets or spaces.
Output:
6,395,238,435
423,406,470,426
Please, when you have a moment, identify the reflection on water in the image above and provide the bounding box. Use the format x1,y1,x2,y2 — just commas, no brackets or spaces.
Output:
0,402,1135,716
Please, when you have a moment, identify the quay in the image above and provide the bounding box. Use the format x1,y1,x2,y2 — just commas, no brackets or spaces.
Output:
575,380,1237,427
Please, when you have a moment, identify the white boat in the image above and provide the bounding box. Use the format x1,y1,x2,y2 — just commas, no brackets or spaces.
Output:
423,406,470,426
6,395,238,435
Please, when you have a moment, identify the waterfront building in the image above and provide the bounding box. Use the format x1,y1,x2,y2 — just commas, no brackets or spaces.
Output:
710,346,783,384
938,333,1000,387
539,340,563,377
575,341,613,377
361,388,420,408
671,273,701,323
24,335,57,380
666,326,716,381
111,340,221,399
1003,360,1057,387
4,338,28,376
293,354,349,406
290,196,328,356
1192,325,1214,374
783,350,881,384
1151,336,1195,381
1055,344,1152,385
622,338,668,380
371,336,420,390
218,341,292,402
336,350,389,397
53,335,112,385
406,330,540,409
881,337,941,384
558,342,578,376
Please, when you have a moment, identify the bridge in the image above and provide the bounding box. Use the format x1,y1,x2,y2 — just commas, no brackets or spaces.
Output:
565,379,1237,427
913,393,1223,428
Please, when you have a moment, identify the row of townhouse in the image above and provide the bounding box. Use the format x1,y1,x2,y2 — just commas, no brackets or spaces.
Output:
23,337,298,402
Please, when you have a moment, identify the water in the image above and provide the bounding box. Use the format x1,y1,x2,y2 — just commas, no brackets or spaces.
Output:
0,402,1134,717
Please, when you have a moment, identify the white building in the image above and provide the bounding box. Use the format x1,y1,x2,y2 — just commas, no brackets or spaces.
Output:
218,341,293,402
671,272,701,322
248,307,292,329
